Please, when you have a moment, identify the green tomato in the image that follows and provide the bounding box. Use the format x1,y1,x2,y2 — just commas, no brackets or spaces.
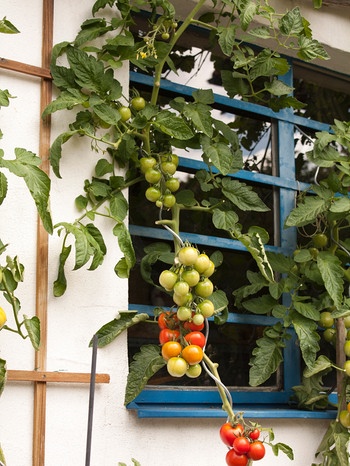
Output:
161,161,177,175
323,328,336,343
178,246,199,267
161,32,170,40
344,340,350,357
194,254,211,274
192,313,205,326
197,299,215,318
167,356,188,377
344,316,350,329
344,360,350,376
161,153,179,167
162,193,176,209
165,177,180,193
173,291,192,307
140,156,157,174
195,278,214,298
131,96,146,111
181,269,200,287
173,280,190,297
159,269,178,291
176,306,192,321
186,363,202,378
319,311,334,329
144,168,162,184
118,106,131,121
313,233,328,249
201,260,215,278
145,186,161,203
339,410,350,429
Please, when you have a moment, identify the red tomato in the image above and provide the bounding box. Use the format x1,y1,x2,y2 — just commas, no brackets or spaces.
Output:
183,318,204,332
159,328,180,345
247,441,266,461
226,449,248,466
220,423,244,447
184,331,206,348
233,437,251,455
248,428,260,440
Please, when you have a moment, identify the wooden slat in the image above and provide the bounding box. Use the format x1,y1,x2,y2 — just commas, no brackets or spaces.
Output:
7,370,110,384
0,58,51,79
33,1,54,465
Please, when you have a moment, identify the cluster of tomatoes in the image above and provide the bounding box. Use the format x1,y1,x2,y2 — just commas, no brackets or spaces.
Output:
220,422,266,465
140,151,180,209
157,245,216,378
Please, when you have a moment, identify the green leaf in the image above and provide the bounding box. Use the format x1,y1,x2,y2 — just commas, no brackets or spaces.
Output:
192,89,214,105
222,178,269,211
264,79,293,97
95,158,113,177
23,316,41,351
271,442,294,460
0,17,20,34
237,1,258,30
153,111,194,140
0,172,8,205
298,36,330,61
0,358,6,396
249,335,283,386
217,25,237,56
49,130,80,178
183,102,213,137
330,196,350,213
1,148,52,233
66,47,105,92
242,294,278,314
175,189,197,206
303,355,333,378
85,223,107,270
91,311,149,347
292,312,320,368
202,142,239,176
293,300,320,321
124,344,165,405
0,89,14,107
284,196,329,227
220,70,250,99
279,7,304,36
53,244,71,297
333,424,350,466
248,26,272,40
42,89,87,117
110,191,128,222
212,208,239,231
113,222,136,277
93,103,121,125
317,252,344,308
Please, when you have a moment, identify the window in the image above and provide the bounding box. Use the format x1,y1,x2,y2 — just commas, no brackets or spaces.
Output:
127,28,350,418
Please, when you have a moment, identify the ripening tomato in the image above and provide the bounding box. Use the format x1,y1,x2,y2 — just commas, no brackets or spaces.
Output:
220,423,244,447
318,311,334,329
202,260,215,278
233,436,251,455
184,331,206,348
162,193,176,209
181,344,203,365
183,319,204,332
186,363,202,378
0,306,7,329
192,313,205,326
167,356,188,377
173,291,192,307
158,311,178,330
161,161,177,175
226,449,248,466
165,177,180,192
161,341,182,361
247,441,265,461
159,328,180,345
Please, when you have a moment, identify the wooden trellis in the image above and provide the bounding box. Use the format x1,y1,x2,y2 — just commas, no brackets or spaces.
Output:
0,1,110,465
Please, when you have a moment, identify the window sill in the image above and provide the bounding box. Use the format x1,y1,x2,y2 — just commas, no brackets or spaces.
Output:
127,402,337,419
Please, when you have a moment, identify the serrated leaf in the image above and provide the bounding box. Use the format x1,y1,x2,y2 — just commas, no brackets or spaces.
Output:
303,355,333,378
153,111,193,140
110,191,128,222
298,36,330,61
248,26,272,39
238,1,258,30
249,336,283,386
271,442,294,460
212,209,239,230
0,358,6,396
0,17,20,34
23,316,40,350
113,222,136,277
242,294,277,314
217,25,237,56
317,252,344,308
0,172,8,205
293,300,320,321
124,344,165,405
53,244,71,297
42,89,87,117
222,178,269,211
93,103,121,125
279,7,304,36
202,142,238,176
330,196,350,213
192,89,214,105
66,47,105,92
285,196,329,227
183,102,213,137
292,312,319,368
49,130,80,178
264,79,293,96
91,311,149,347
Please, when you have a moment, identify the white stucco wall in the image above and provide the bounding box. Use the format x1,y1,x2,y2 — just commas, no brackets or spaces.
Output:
0,1,348,465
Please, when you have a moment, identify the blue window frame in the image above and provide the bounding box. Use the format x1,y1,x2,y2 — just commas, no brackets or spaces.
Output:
127,54,346,419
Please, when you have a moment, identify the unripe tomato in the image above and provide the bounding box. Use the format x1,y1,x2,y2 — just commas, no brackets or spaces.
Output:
194,253,211,274
131,96,146,111
192,313,205,326
118,106,131,121
181,268,200,287
161,153,179,167
181,344,203,365
318,311,334,328
145,167,161,184
347,402,350,414
140,156,157,173
162,193,176,208
165,177,180,192
145,186,161,203
173,291,192,307
226,449,248,466
344,340,350,357
0,307,7,329
340,410,350,428
161,341,182,360
183,319,204,332
159,328,180,345
178,246,199,266
323,328,336,343
247,441,265,461
197,299,215,318
186,363,202,378
173,280,190,297
161,32,170,40
167,356,188,377
201,260,215,277
159,269,178,291
344,316,350,329
344,360,350,376
184,331,206,348
176,306,192,321
313,233,328,249
161,161,177,175
195,278,214,298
